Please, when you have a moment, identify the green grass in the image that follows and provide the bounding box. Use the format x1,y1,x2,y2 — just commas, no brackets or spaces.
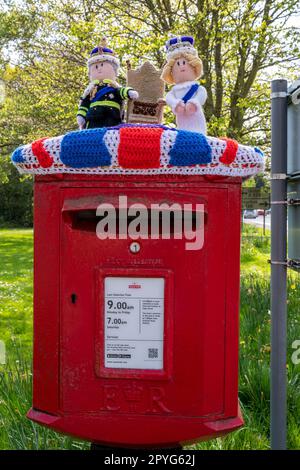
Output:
0,348,89,450
0,227,299,450
240,224,271,275
0,229,33,357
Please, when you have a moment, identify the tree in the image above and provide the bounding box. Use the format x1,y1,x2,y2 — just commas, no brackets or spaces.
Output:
1,0,300,146
92,0,300,141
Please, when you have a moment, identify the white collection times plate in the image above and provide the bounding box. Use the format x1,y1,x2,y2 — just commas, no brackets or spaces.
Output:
104,277,164,370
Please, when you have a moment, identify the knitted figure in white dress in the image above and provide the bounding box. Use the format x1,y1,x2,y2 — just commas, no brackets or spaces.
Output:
161,36,207,134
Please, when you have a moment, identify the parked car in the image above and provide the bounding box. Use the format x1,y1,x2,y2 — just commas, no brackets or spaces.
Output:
244,210,258,219
257,209,265,216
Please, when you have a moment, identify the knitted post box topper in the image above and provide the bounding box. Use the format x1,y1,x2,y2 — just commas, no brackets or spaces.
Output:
11,125,265,179
161,36,207,134
77,38,139,130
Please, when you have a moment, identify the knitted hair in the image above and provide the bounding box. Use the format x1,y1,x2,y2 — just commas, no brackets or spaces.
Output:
161,52,203,85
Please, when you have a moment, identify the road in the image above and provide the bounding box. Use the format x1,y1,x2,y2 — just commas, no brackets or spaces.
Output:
243,214,271,230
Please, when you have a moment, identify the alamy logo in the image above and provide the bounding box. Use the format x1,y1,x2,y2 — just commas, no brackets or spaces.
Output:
292,340,300,365
0,80,5,105
96,195,205,251
0,340,6,365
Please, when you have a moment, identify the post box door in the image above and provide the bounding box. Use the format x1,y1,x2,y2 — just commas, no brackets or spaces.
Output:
59,185,232,419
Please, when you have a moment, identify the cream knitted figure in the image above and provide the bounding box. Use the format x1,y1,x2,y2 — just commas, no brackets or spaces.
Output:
161,36,207,134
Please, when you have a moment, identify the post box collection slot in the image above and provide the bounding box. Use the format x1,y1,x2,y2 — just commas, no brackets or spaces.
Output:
64,208,207,236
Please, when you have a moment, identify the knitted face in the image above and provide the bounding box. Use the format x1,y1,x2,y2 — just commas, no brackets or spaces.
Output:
89,60,117,82
171,56,197,84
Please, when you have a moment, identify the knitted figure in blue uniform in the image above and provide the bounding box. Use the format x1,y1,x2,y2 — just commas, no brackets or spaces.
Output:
77,39,139,129
161,36,207,134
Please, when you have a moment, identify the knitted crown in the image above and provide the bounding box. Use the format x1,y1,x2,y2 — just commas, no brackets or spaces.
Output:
161,35,202,84
87,38,120,69
165,36,197,60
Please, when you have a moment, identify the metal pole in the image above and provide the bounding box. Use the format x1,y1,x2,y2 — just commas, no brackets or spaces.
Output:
270,79,288,450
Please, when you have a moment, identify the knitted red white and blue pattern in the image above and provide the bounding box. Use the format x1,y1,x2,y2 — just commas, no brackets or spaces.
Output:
11,124,264,177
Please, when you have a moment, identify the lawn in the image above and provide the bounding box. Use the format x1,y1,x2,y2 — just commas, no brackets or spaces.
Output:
0,227,299,450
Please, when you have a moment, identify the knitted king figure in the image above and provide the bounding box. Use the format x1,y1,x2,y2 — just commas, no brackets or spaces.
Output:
161,36,207,134
77,39,139,129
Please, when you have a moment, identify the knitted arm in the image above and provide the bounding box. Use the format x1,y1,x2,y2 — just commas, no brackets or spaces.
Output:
77,94,91,123
188,86,207,109
166,89,182,112
118,86,135,100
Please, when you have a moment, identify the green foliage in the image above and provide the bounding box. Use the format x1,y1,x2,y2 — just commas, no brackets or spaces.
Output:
0,160,33,227
0,0,299,147
0,1,299,225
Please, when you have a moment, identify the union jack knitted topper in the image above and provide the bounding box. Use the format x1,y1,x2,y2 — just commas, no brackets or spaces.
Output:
11,124,264,178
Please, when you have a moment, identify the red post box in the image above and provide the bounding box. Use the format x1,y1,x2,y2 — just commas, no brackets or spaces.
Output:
28,172,243,448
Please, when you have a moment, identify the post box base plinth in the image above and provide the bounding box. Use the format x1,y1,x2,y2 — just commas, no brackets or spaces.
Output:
27,407,244,448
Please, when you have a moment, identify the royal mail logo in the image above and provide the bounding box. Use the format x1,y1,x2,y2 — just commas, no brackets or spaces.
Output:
128,283,141,289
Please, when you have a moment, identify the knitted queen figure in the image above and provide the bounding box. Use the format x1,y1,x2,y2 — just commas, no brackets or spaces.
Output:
77,39,138,129
161,36,207,134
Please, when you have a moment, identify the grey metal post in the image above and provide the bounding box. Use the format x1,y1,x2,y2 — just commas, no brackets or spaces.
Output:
270,79,288,450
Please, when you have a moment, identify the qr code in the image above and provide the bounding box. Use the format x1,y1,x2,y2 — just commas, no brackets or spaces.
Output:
148,348,158,359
